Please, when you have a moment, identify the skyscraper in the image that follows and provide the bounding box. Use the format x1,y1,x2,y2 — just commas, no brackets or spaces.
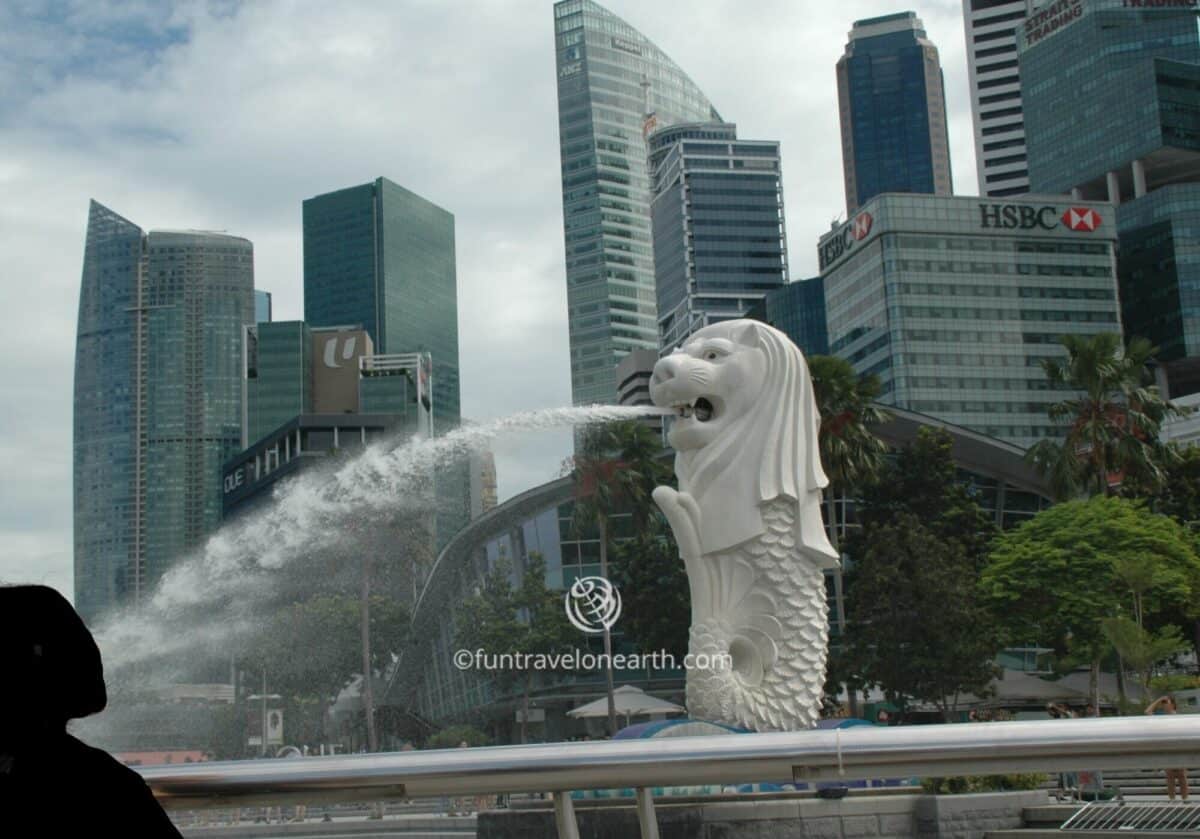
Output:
961,0,1031,198
745,278,830,359
554,0,720,405
302,177,459,433
1019,0,1200,371
648,121,788,351
303,177,464,547
819,193,1120,449
74,201,254,623
837,12,953,215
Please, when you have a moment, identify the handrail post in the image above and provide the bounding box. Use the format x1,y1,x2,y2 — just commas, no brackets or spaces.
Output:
554,791,581,839
636,787,660,839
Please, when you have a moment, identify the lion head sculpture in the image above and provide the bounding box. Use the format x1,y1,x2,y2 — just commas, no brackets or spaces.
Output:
650,320,838,566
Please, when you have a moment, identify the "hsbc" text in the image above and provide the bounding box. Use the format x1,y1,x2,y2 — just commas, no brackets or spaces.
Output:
979,204,1058,230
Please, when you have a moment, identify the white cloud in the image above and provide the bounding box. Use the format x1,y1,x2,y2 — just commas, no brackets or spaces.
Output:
0,0,980,598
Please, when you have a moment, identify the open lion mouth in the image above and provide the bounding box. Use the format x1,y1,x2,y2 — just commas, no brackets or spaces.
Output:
672,397,715,423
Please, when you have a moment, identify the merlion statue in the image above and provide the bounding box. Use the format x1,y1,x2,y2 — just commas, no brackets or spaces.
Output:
650,319,838,731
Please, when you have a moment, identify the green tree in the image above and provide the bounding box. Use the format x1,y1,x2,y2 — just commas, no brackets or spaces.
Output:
1025,333,1184,499
426,724,491,749
1101,617,1189,702
853,427,998,564
240,592,409,751
456,554,576,743
251,594,409,703
571,420,671,735
610,511,688,659
982,496,1200,709
842,430,1002,719
1144,444,1200,528
846,515,1001,720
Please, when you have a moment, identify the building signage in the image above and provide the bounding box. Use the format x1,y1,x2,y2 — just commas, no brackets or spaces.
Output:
223,467,245,495
1023,0,1082,48
852,212,873,241
819,211,873,271
312,329,371,414
978,203,1102,232
1062,207,1102,232
611,36,642,55
559,61,582,79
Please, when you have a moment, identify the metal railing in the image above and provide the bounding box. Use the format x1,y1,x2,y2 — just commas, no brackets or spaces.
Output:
141,716,1200,839
1062,800,1200,832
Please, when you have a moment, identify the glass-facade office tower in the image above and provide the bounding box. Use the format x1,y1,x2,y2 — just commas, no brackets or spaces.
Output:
242,321,312,447
303,178,464,546
745,278,830,358
837,12,953,215
302,177,458,433
820,194,1120,449
961,0,1030,197
74,201,254,624
1020,0,1200,368
648,121,788,351
554,0,720,404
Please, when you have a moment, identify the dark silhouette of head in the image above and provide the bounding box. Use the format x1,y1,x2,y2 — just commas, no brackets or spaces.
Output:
0,585,106,739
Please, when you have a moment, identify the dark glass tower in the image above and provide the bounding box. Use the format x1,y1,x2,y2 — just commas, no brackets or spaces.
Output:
73,202,254,624
303,178,459,433
73,202,143,624
837,12,953,215
745,277,829,358
648,121,788,351
554,0,720,404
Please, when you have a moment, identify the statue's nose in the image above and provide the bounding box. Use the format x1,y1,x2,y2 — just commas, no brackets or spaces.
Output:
652,356,681,386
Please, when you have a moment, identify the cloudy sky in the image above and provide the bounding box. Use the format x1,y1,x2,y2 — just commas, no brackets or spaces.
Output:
0,0,979,600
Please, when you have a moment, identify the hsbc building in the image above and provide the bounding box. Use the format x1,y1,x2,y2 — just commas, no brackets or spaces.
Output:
818,193,1120,449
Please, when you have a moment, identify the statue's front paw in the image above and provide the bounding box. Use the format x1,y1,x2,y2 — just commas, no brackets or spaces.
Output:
654,486,702,559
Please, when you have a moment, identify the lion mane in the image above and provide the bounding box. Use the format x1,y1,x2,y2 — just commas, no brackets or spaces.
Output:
674,320,839,567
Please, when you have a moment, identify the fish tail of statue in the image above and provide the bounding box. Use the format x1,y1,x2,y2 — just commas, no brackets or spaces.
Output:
676,502,830,731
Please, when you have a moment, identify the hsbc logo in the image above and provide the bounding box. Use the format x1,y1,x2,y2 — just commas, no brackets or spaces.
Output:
820,211,875,270
852,212,873,241
979,203,1102,233
1062,207,1101,232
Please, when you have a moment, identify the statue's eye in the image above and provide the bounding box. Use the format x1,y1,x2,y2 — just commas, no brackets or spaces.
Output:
703,350,721,361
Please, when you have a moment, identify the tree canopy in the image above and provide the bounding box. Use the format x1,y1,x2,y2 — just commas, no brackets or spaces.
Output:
1025,333,1184,499
842,428,1001,718
846,513,1001,719
455,553,576,743
982,495,1200,705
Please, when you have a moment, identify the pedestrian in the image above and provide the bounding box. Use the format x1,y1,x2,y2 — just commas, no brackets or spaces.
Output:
1147,695,1190,801
0,585,183,837
1047,703,1080,801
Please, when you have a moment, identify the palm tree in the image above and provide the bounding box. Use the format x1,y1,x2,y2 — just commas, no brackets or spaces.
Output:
1026,333,1185,499
571,420,670,736
808,356,891,554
